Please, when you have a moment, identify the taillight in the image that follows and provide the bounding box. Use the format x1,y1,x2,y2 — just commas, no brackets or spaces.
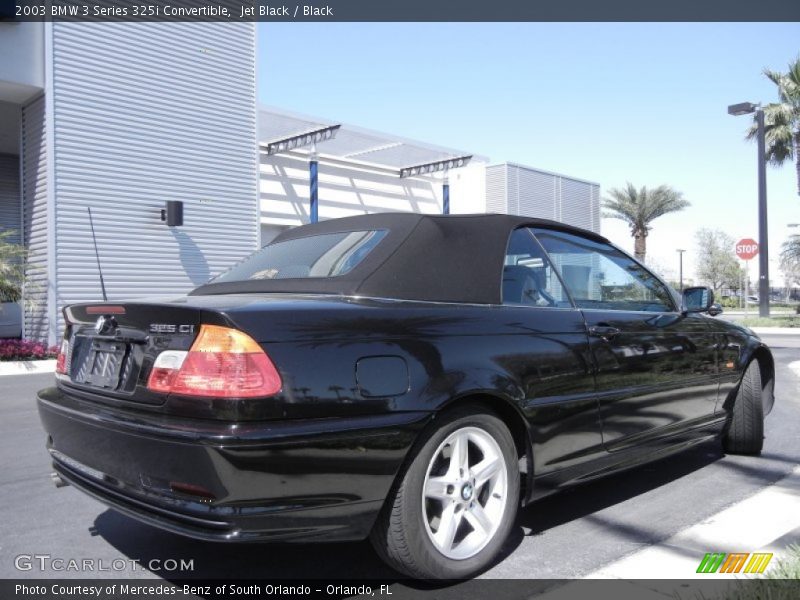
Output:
55,328,70,377
146,325,282,398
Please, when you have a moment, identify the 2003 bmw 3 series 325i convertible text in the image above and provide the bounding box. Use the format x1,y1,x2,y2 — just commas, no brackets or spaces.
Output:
38,213,775,579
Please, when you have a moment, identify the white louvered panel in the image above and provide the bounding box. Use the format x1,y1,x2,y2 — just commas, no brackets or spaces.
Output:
559,177,595,232
489,163,599,232
591,184,601,232
486,164,600,232
0,153,21,245
506,165,519,214
485,165,507,214
21,96,49,341
51,23,258,336
515,165,556,221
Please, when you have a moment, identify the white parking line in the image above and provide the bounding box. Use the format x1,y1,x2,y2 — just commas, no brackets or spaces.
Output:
582,465,800,579
789,361,800,380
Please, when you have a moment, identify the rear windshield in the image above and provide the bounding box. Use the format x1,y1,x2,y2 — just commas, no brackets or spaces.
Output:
212,230,388,283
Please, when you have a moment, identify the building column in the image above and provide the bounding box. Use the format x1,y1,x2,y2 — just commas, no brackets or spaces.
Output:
309,151,319,223
442,172,450,215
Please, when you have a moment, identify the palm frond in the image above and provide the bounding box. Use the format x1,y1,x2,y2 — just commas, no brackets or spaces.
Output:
782,234,800,264
783,56,800,99
745,102,797,165
763,68,792,104
747,59,800,175
602,183,689,234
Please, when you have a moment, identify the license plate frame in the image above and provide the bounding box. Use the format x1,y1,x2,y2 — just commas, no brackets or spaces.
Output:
74,338,127,390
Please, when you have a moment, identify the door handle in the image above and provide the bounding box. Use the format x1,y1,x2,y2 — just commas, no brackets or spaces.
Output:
589,325,621,341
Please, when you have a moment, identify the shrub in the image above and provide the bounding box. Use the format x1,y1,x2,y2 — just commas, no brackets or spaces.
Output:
736,316,800,328
0,339,58,361
0,229,25,303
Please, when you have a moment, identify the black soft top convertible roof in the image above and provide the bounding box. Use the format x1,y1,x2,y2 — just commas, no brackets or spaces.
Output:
191,213,608,304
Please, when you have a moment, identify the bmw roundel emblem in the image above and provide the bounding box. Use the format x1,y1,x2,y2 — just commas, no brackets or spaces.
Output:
94,316,107,334
94,315,116,335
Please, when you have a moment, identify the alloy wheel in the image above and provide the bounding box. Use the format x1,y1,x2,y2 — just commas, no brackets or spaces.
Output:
421,426,508,560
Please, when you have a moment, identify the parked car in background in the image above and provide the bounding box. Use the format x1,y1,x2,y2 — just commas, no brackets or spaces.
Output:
37,213,775,579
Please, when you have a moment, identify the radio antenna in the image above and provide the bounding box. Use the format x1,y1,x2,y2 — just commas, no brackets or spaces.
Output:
87,207,108,301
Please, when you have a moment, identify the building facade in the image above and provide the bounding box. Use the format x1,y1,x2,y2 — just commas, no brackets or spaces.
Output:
1,24,600,345
486,162,601,233
256,107,487,244
1,22,258,344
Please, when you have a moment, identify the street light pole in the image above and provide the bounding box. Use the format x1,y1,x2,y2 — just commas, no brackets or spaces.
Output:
755,107,769,317
728,101,770,317
676,249,685,291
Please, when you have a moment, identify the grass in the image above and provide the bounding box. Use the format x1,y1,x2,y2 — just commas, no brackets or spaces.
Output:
765,544,800,580
734,316,800,328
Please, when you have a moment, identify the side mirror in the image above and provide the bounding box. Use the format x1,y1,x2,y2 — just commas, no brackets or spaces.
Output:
707,303,723,317
682,286,715,314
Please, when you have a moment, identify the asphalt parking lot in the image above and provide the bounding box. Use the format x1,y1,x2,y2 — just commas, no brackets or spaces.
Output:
1,333,798,584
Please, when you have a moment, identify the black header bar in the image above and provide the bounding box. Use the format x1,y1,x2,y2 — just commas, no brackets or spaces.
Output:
6,0,800,22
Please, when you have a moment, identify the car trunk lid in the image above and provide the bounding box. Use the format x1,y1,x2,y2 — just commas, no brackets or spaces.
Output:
60,300,236,406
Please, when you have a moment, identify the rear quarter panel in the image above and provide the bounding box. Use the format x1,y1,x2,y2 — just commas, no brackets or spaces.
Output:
226,300,601,478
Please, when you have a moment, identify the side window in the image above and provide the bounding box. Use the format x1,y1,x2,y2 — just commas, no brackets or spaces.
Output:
531,228,675,313
502,228,573,307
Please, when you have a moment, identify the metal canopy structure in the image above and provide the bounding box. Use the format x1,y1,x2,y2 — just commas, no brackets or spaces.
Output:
259,106,484,176
399,156,472,179
263,124,340,156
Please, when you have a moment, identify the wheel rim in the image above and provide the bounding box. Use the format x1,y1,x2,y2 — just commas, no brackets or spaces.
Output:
422,426,508,560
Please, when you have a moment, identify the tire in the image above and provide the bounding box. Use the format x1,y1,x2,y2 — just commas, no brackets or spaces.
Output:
723,360,764,455
370,407,520,579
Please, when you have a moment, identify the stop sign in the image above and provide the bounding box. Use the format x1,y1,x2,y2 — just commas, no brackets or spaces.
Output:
736,238,759,260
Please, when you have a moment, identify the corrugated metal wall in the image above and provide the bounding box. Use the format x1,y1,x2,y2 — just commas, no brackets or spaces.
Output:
42,22,258,342
484,162,600,233
21,95,49,341
485,165,507,214
0,153,21,244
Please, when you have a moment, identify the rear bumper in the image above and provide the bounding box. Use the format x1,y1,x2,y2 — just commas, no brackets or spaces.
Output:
37,387,431,542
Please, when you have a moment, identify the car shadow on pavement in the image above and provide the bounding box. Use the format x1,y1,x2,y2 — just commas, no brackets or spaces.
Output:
514,441,725,536
91,441,729,583
91,509,397,580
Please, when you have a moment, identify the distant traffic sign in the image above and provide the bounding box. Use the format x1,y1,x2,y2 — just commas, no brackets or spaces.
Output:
736,239,759,261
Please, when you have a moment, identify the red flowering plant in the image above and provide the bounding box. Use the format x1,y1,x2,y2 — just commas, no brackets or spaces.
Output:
0,339,58,361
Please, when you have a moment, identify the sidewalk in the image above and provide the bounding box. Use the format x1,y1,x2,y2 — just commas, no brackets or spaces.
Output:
749,327,800,335
0,359,56,377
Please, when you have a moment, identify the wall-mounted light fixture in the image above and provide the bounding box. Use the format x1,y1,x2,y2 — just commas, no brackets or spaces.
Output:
161,200,184,227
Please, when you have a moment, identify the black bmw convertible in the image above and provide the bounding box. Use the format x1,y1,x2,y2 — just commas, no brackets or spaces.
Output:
38,213,774,579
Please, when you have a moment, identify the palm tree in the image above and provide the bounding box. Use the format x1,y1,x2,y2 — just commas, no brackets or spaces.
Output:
746,57,800,196
602,183,690,262
781,234,800,280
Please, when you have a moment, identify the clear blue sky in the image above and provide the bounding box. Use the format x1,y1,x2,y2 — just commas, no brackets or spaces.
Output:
258,23,800,284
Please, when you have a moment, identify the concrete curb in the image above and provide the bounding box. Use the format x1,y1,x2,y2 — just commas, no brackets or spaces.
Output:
0,359,56,377
750,327,800,335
